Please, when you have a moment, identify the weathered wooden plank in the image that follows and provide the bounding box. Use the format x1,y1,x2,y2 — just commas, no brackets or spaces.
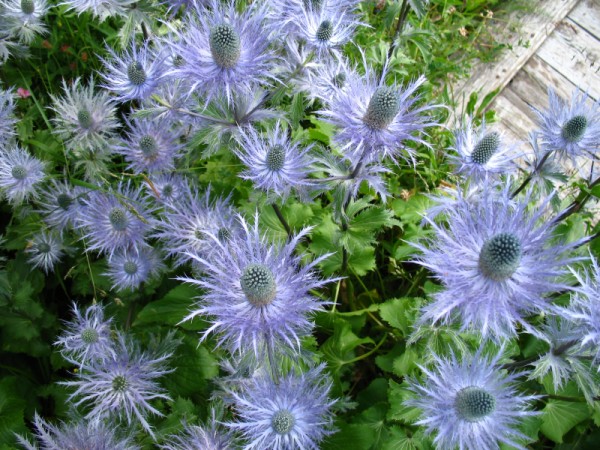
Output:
489,89,537,142
519,55,579,103
448,0,580,125
568,0,600,40
536,19,600,99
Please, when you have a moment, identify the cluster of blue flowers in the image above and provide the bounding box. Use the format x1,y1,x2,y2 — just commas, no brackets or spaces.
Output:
2,0,600,448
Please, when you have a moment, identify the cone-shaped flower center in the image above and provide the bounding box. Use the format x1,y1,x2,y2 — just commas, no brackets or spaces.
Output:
112,375,128,392
77,109,93,129
316,20,333,42
363,86,400,130
108,207,129,232
479,232,522,281
561,115,587,143
37,242,51,253
266,145,285,171
139,135,158,157
272,409,295,435
241,264,277,306
123,260,138,275
81,328,99,344
57,193,73,210
194,228,206,240
11,165,27,180
173,54,185,67
21,0,35,14
210,24,241,69
162,184,174,198
218,227,231,242
455,386,496,422
332,72,346,88
472,132,500,165
127,61,147,86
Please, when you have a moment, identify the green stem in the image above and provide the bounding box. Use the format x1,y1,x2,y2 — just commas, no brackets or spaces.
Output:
272,203,292,239
343,335,388,365
511,149,554,198
386,0,411,64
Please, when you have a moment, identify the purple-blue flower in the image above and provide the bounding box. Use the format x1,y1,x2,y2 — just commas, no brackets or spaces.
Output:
161,410,236,450
320,59,437,166
114,116,183,174
54,302,115,366
412,182,581,340
25,230,63,273
36,179,81,232
180,215,334,358
234,121,314,200
167,0,277,104
100,42,164,102
105,246,164,291
77,182,152,257
532,88,600,161
16,412,139,450
0,87,16,147
225,364,335,450
0,145,45,205
60,333,174,439
449,117,519,182
406,347,539,450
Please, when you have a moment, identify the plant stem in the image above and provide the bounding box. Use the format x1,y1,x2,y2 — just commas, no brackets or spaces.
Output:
386,0,411,64
553,175,600,224
272,203,292,239
511,150,554,198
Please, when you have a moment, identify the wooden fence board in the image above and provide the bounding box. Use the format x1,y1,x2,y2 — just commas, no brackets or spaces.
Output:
569,0,600,39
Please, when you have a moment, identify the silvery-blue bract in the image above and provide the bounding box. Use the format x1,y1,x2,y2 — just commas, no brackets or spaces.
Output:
105,246,164,291
0,87,16,147
0,145,45,205
406,348,539,450
25,230,63,274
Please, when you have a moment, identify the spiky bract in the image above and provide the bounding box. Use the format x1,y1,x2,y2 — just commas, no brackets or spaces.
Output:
406,348,539,450
25,230,63,273
0,145,45,205
105,246,164,291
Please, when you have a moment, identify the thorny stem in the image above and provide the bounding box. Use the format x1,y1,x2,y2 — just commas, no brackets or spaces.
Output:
511,149,554,198
272,203,293,239
501,340,579,370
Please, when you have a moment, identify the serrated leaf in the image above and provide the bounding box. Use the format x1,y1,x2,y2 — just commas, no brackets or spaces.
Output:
0,377,28,444
321,319,374,374
387,379,421,424
379,298,415,336
540,399,590,443
322,422,376,450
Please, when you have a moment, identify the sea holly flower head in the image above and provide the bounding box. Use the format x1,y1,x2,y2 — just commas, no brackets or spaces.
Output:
161,409,236,450
0,87,16,146
168,0,277,105
412,181,582,340
225,364,335,450
319,57,437,166
100,42,164,102
36,179,82,232
234,121,315,200
0,145,45,205
55,302,115,366
60,0,135,21
532,88,600,162
49,77,119,151
179,214,335,358
1,0,49,44
105,246,165,291
60,333,175,439
406,347,539,450
77,182,152,257
450,117,519,182
25,230,63,273
16,413,139,450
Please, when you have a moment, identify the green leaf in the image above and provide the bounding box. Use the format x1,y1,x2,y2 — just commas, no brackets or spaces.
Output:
0,377,28,445
322,422,376,450
387,379,421,424
321,318,374,375
379,298,414,336
540,399,590,443
134,284,205,331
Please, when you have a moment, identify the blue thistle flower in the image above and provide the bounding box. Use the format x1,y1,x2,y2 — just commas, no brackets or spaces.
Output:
49,77,119,151
60,334,174,439
114,116,183,174
154,186,238,267
412,182,581,340
450,117,518,182
16,412,139,450
305,55,352,104
406,348,539,450
25,230,63,273
77,183,152,257
100,42,164,102
532,88,600,162
54,302,115,366
179,215,334,358
1,0,49,44
168,0,277,104
36,179,81,232
320,59,437,166
0,145,45,205
105,246,164,291
234,121,314,200
161,410,236,450
0,87,16,146
225,364,335,450
143,173,187,206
